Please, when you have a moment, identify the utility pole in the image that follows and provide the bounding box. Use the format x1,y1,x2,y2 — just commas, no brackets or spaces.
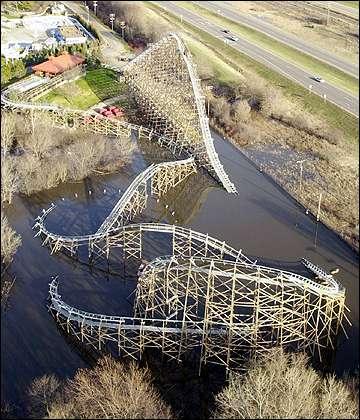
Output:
120,21,126,39
314,192,323,248
326,1,330,26
93,0,97,16
85,4,89,25
206,85,213,116
313,192,323,247
109,13,115,31
296,160,306,199
316,192,322,222
294,160,307,227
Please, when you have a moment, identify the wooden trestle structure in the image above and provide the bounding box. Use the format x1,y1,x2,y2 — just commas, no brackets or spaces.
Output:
1,32,348,373
122,33,237,193
1,33,236,192
34,161,347,373
47,238,347,374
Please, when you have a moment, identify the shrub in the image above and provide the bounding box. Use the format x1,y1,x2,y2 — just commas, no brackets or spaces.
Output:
213,347,359,419
28,356,174,419
1,112,16,153
1,156,19,204
323,128,343,145
232,100,251,123
6,111,135,196
1,215,21,266
237,124,261,144
211,96,231,125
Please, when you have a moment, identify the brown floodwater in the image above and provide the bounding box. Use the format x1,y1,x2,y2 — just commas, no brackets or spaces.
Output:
1,131,358,416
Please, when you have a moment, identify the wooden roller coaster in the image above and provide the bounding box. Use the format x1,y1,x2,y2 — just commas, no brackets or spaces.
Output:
1,32,348,373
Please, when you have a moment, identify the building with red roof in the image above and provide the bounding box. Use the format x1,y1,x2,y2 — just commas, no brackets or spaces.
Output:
32,52,85,77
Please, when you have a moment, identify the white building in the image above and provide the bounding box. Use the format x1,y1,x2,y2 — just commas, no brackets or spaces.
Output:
1,15,94,61
51,3,66,15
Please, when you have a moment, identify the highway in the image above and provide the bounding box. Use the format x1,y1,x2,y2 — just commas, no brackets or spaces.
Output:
155,1,359,116
196,0,358,78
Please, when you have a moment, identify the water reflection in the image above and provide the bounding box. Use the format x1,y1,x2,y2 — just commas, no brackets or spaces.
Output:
1,131,359,415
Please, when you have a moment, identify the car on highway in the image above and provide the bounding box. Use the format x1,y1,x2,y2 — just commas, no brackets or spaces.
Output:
227,35,239,42
221,29,230,33
312,76,325,83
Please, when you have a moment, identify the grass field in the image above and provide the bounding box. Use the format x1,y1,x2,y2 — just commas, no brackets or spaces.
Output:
184,36,243,84
176,1,358,94
38,68,125,110
337,1,359,8
147,2,358,145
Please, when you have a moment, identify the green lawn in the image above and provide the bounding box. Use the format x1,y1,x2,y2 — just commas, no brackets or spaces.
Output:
176,1,358,95
337,1,359,8
146,2,358,145
38,68,125,110
184,36,243,84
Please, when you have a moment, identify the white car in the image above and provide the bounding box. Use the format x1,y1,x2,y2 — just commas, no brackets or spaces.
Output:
228,36,239,42
313,76,325,83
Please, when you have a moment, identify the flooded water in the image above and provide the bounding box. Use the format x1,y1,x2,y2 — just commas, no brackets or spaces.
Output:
1,131,358,415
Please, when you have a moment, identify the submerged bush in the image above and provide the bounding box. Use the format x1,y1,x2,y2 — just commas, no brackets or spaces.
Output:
2,112,136,197
28,356,173,419
213,347,359,419
1,215,21,266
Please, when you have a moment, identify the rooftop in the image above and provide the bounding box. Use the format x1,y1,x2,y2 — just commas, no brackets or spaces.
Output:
32,53,85,75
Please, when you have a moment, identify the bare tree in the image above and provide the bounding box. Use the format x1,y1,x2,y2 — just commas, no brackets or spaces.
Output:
213,347,359,419
1,156,19,204
211,96,231,123
25,113,56,158
232,100,251,123
1,214,22,266
28,356,174,419
1,112,16,154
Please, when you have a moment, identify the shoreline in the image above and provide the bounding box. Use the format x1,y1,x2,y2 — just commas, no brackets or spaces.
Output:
210,122,359,254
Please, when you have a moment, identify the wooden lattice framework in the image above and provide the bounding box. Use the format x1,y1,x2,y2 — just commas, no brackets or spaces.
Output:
134,257,346,369
33,157,197,261
2,33,347,373
48,249,347,374
1,33,236,192
35,170,347,372
123,33,237,193
96,158,197,233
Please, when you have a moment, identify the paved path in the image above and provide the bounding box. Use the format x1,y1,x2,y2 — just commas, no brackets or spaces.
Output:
62,1,132,66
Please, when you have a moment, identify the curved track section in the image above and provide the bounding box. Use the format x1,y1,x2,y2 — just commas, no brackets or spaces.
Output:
34,215,255,264
123,32,237,194
1,85,139,138
1,33,236,193
96,157,196,233
33,158,197,251
49,251,345,371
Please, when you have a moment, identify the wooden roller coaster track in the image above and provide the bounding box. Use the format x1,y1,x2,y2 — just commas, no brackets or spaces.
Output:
1,32,347,373
37,166,347,372
48,250,347,373
1,33,237,193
